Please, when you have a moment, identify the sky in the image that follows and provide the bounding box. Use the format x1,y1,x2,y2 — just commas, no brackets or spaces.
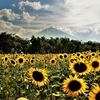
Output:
0,0,100,42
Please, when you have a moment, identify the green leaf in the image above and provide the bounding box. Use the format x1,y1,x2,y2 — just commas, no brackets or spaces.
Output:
50,75,60,79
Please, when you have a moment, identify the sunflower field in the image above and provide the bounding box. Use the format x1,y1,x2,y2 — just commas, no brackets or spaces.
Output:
1,51,100,100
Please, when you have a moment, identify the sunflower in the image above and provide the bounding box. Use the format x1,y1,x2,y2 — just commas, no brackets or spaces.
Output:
25,59,29,64
2,55,9,63
28,67,48,86
75,52,81,57
1,55,10,66
14,54,18,58
97,52,100,57
72,53,76,56
62,75,88,97
63,53,68,60
9,59,16,66
85,54,90,60
69,59,90,75
50,58,57,65
29,58,34,65
89,57,100,72
17,97,29,100
79,54,84,59
69,58,77,64
69,55,78,63
44,64,48,68
88,84,100,100
90,52,96,58
58,54,64,61
16,56,26,66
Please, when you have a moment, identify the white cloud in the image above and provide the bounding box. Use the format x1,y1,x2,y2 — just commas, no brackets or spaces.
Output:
45,0,100,29
43,0,100,42
18,1,49,10
21,11,35,23
64,0,100,27
0,9,20,21
12,4,16,7
48,25,100,42
51,25,73,36
65,0,71,4
72,27,100,41
0,20,41,38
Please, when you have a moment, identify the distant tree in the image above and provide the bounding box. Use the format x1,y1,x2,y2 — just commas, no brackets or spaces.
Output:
1,32,100,54
71,40,82,52
66,41,76,53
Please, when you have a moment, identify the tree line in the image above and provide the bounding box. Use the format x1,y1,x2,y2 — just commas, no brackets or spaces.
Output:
0,32,100,54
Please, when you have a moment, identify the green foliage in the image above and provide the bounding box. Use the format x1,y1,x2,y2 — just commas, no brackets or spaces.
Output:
0,32,100,54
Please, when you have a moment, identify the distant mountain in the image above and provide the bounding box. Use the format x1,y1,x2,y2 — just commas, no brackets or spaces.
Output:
34,26,77,40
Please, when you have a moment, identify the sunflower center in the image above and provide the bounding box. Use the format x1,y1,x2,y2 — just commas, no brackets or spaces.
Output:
86,56,89,59
96,91,100,100
60,55,63,59
92,53,95,56
52,60,55,63
68,80,81,91
70,59,74,63
64,55,67,58
19,58,23,63
31,60,34,63
45,65,47,68
11,60,15,64
74,62,87,73
77,53,80,56
5,57,8,61
92,61,99,68
32,71,44,81
81,56,84,59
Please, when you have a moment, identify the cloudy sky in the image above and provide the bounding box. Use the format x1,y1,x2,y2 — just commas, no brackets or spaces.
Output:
1,0,100,42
